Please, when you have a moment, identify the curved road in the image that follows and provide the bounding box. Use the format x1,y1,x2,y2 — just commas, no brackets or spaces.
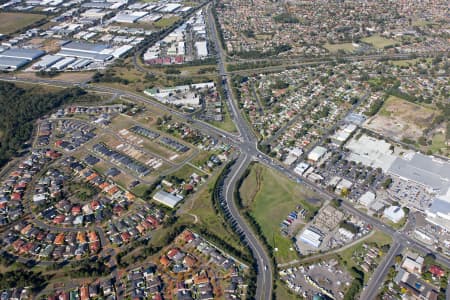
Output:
221,154,273,300
206,3,274,298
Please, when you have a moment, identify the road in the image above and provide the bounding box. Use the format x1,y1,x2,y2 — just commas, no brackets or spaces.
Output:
219,154,273,300
206,3,273,299
361,242,404,300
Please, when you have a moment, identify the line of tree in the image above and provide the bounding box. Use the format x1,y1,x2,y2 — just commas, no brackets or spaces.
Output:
344,267,365,300
273,13,300,24
365,98,385,116
226,60,283,72
231,44,292,59
234,163,277,300
0,270,50,292
91,70,130,85
69,256,110,278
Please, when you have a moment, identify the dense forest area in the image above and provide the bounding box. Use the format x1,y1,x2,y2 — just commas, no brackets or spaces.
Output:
0,81,91,168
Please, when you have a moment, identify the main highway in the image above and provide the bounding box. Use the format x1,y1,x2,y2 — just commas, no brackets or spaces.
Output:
206,3,274,299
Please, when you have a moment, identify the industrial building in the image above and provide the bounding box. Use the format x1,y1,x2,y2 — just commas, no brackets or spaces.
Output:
388,153,450,201
359,191,376,208
298,227,323,248
32,55,63,69
113,11,148,23
426,198,450,231
307,146,327,163
331,123,357,146
346,135,397,172
52,57,76,70
0,48,45,61
0,57,29,71
0,47,45,70
153,190,183,208
159,3,181,13
294,162,310,176
59,41,113,62
194,41,208,58
383,206,405,223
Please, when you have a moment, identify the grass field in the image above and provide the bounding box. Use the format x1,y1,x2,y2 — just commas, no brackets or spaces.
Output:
191,151,212,167
391,58,432,67
0,12,46,34
239,164,322,264
131,183,151,198
362,35,397,49
96,57,219,96
207,103,238,133
427,133,449,156
18,71,94,83
185,169,248,253
170,164,206,181
153,16,181,29
324,43,355,53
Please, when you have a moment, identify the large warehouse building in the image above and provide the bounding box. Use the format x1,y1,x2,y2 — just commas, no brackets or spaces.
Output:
0,48,45,71
0,57,29,71
152,190,184,208
58,41,113,62
298,227,324,248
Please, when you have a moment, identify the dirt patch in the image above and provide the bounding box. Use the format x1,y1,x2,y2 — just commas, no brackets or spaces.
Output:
365,96,437,140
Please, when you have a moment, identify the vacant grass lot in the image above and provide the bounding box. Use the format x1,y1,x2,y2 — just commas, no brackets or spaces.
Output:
324,42,355,53
0,12,46,34
362,35,397,49
154,16,181,29
185,169,249,253
428,133,449,156
391,58,432,67
18,71,94,83
239,164,322,264
207,103,237,133
170,164,206,181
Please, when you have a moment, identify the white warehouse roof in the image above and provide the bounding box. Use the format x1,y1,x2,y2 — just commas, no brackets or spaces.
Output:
299,227,323,248
153,190,183,208
61,41,108,54
33,54,63,69
384,206,405,223
111,45,133,58
195,41,208,57
0,48,45,61
359,191,375,207
0,57,29,70
307,146,327,162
